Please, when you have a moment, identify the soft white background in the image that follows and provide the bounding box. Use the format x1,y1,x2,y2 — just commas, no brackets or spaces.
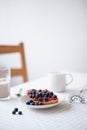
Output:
0,0,87,84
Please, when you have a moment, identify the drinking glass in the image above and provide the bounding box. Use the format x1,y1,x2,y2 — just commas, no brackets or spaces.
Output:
0,65,10,100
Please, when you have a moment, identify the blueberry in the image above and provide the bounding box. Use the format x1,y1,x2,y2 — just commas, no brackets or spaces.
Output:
35,102,39,105
26,102,30,105
18,111,22,115
26,101,30,105
35,93,39,98
44,90,48,93
29,100,33,103
53,95,57,98
14,108,18,112
38,92,42,97
43,96,48,101
42,92,45,96
32,94,35,98
35,102,43,105
50,92,53,96
38,102,43,105
32,89,36,92
12,110,16,115
38,97,43,101
38,89,42,92
30,94,32,98
30,102,35,105
30,89,35,94
45,92,49,97
49,92,53,97
32,91,36,94
26,100,33,105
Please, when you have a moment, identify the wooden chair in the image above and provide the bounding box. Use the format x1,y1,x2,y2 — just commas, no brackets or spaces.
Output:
0,43,28,82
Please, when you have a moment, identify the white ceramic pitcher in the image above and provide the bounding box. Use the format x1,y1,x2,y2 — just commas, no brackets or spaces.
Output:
48,72,73,92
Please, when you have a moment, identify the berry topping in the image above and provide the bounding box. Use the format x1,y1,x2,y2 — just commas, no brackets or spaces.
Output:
35,93,39,98
44,89,48,93
33,97,38,102
53,95,57,98
38,92,42,97
30,102,35,105
45,92,49,97
30,94,32,98
42,92,45,96
43,96,48,101
26,101,30,105
35,102,39,105
38,102,43,105
50,92,53,96
26,90,31,96
38,89,42,92
38,97,43,101
31,89,36,93
26,100,33,105
26,89,58,105
31,94,35,98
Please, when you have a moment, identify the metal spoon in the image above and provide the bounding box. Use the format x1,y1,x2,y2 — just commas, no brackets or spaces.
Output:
16,88,23,97
69,85,87,104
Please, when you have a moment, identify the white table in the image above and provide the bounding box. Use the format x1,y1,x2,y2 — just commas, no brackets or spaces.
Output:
0,72,87,130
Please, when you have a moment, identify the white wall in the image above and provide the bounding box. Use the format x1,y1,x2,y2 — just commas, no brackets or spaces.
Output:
0,0,87,82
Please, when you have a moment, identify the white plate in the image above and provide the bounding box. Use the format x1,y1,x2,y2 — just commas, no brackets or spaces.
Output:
21,93,64,109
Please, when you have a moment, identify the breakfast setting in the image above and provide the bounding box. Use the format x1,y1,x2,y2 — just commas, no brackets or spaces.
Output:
0,0,87,129
0,63,87,130
0,66,87,130
19,73,73,109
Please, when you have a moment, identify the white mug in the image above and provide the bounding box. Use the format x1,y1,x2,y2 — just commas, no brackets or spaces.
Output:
48,72,73,92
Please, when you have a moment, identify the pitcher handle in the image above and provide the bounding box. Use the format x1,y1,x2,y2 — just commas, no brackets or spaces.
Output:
66,74,73,86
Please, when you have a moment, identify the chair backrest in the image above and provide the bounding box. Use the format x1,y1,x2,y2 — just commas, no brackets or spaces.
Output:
0,43,28,82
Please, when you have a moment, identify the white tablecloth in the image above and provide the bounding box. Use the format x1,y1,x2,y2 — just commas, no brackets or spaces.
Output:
0,72,87,130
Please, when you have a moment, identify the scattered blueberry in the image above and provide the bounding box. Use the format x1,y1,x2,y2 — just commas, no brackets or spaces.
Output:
12,108,23,115
14,108,18,112
18,111,22,115
12,110,16,115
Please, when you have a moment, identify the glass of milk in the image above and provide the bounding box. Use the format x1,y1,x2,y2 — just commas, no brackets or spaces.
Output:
0,65,10,100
